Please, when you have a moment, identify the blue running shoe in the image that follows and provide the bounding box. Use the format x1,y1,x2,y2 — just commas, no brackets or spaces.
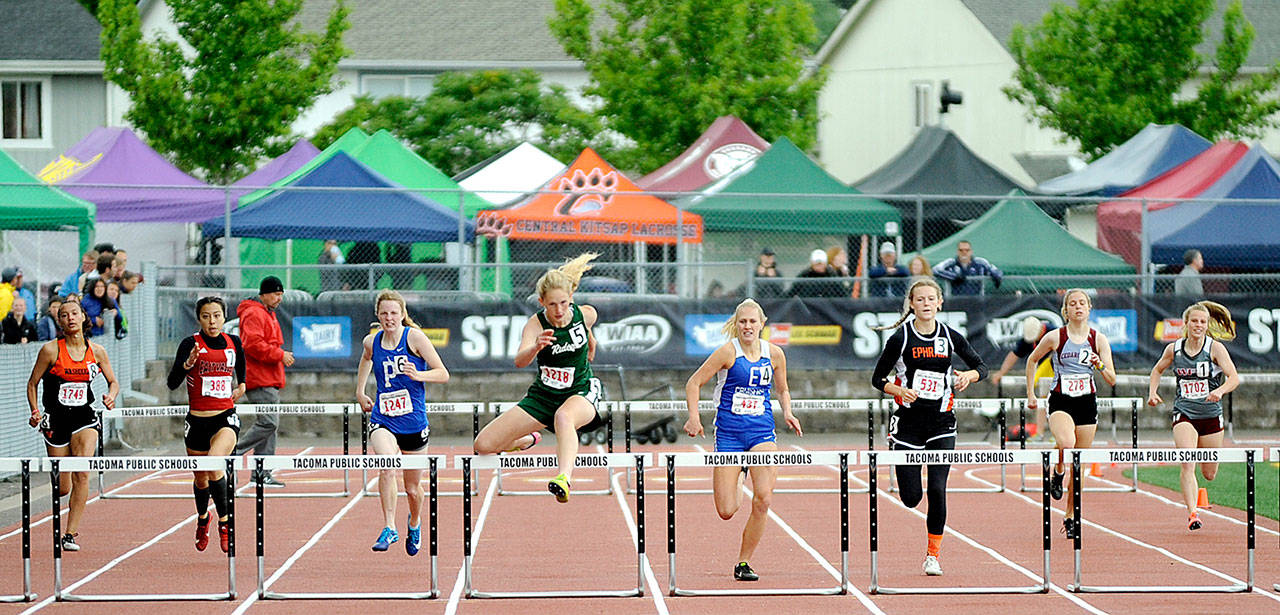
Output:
372,527,398,552
406,517,421,556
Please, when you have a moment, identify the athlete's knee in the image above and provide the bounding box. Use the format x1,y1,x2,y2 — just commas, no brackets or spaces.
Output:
715,502,738,521
378,468,397,481
898,489,923,508
751,491,772,515
404,478,424,499
1201,465,1218,481
552,409,578,432
472,433,500,455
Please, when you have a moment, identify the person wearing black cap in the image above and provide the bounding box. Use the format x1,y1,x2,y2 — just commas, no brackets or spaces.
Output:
233,276,294,486
754,247,781,298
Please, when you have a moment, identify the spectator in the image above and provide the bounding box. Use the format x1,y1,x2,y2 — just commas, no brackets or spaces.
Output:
119,271,144,294
345,241,381,290
707,280,726,299
2,297,37,343
790,249,846,298
89,252,114,284
106,281,128,339
81,278,119,338
386,242,415,288
0,268,15,320
60,249,99,298
234,276,296,487
4,268,37,320
93,242,115,258
753,247,782,298
36,298,61,341
317,239,345,292
826,247,854,298
868,242,909,297
114,249,127,270
907,254,932,282
932,240,1002,295
1175,249,1204,295
109,254,126,282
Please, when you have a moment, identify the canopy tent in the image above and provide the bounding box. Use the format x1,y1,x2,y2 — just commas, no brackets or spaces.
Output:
229,139,320,200
453,142,566,206
1037,124,1211,197
1096,141,1249,266
637,116,769,195
1148,145,1280,267
237,127,371,207
351,130,491,217
0,147,95,254
684,137,900,236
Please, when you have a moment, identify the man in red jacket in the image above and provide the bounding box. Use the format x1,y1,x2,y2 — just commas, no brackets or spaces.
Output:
234,276,295,486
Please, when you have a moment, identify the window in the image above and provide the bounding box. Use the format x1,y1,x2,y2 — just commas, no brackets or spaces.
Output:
1,79,43,141
360,74,434,99
912,82,932,129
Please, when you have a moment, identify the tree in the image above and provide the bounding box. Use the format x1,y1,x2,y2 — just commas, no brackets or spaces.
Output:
312,69,603,177
550,0,827,172
1004,0,1280,158
98,0,350,183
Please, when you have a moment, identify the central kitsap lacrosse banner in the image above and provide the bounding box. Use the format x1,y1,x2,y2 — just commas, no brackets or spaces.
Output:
193,294,1280,371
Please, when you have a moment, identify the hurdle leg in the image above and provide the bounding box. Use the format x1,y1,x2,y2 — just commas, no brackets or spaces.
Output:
666,455,676,596
52,460,63,601
227,458,237,599
868,453,879,594
1040,452,1051,592
430,457,440,598
462,458,474,598
1246,451,1255,591
634,455,645,597
1070,451,1082,592
840,453,849,594
256,459,265,598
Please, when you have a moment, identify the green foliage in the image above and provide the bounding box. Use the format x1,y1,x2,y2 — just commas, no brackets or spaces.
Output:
98,0,350,183
549,0,827,172
74,0,98,18
805,0,845,50
312,69,603,177
1005,0,1280,158
1127,462,1278,521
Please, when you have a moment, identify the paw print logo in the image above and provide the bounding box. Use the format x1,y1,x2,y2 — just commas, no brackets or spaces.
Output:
554,167,618,216
476,214,512,238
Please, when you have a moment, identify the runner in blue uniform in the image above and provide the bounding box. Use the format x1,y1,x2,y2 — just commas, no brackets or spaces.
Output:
1024,289,1117,539
1147,301,1238,531
684,298,801,582
356,290,448,554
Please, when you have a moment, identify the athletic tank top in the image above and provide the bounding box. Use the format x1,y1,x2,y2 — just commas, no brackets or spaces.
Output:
42,339,99,413
713,338,775,431
1050,327,1098,397
1172,338,1224,419
531,304,593,394
888,321,959,413
371,329,428,434
187,333,237,411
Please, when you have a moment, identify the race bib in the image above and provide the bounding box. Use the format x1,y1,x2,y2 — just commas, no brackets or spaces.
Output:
378,389,412,417
539,366,575,389
911,370,946,401
1179,379,1210,400
57,382,88,406
1061,373,1093,397
731,391,767,416
201,376,233,399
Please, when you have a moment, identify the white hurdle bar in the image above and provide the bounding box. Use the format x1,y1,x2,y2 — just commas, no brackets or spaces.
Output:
359,401,484,497
459,452,650,598
666,450,852,596
48,456,240,601
486,401,618,497
1066,447,1260,593
1015,398,1142,494
0,459,36,602
886,399,1012,495
864,449,1052,594
99,403,356,499
253,454,444,599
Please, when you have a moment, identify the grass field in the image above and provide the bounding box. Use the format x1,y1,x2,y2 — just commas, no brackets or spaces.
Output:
1125,461,1280,521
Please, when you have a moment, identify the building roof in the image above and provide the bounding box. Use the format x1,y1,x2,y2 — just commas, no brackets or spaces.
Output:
0,0,100,61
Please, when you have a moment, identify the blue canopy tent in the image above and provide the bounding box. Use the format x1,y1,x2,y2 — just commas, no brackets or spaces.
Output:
1038,124,1211,197
1148,144,1280,267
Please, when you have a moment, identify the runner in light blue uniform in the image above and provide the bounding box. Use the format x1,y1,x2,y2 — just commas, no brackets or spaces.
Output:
712,337,778,452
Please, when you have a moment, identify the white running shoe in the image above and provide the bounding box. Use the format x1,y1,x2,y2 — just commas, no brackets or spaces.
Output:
923,555,942,576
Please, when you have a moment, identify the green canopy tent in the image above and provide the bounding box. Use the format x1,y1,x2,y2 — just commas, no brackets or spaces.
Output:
919,191,1133,291
0,148,94,253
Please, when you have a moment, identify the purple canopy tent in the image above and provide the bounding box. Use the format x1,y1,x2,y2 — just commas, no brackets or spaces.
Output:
229,140,321,201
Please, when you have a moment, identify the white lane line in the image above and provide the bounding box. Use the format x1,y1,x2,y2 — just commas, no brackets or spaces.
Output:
444,470,499,615
1,469,172,541
1086,472,1279,536
965,466,1280,603
692,445,886,615
606,449,668,615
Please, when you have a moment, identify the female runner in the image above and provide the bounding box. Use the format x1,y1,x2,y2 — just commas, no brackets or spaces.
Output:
26,298,120,551
871,279,986,576
683,298,802,581
1147,301,1238,531
357,290,448,553
472,253,604,503
166,297,245,552
1025,289,1117,539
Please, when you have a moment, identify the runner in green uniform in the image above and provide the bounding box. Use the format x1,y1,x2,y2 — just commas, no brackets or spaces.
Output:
473,253,604,503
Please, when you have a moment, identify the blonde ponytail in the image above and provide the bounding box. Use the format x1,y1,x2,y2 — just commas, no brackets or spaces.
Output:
1183,301,1235,341
536,252,599,298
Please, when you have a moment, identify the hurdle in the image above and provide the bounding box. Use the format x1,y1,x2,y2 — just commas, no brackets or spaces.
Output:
459,452,649,598
98,403,356,499
886,398,1012,494
1066,447,1259,593
0,459,36,602
359,401,483,497
1015,398,1141,493
486,401,617,497
253,454,442,599
50,456,239,601
665,450,850,596
866,448,1052,594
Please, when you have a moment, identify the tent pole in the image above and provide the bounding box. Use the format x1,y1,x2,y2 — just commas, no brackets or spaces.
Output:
635,241,646,295
285,239,293,289
914,196,924,253
1140,198,1152,294
457,189,467,291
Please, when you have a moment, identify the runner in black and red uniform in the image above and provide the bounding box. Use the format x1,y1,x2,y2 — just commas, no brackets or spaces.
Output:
167,297,245,553
26,298,120,552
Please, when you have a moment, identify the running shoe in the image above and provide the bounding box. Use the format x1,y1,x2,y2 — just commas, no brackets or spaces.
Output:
733,561,759,581
61,533,80,552
406,517,421,556
548,474,571,503
1050,471,1065,500
923,555,943,576
1061,517,1079,540
506,431,541,452
1188,513,1202,531
372,527,398,552
218,521,230,553
195,515,210,552
258,472,286,488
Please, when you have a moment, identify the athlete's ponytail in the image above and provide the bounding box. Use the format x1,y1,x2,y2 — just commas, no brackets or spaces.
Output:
874,278,944,331
1183,301,1235,341
375,289,419,330
721,298,766,340
536,252,599,298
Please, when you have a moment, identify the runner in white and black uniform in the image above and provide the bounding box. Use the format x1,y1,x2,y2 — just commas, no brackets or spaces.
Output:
871,278,986,577
1147,301,1239,531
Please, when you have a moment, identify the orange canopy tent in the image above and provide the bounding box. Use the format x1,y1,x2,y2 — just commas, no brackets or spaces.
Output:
476,148,702,244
